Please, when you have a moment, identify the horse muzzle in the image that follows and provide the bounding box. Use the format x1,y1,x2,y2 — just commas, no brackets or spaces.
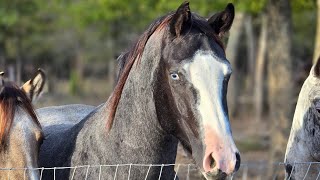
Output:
202,126,241,178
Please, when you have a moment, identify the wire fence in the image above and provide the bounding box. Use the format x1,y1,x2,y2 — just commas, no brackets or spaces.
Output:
2,162,320,180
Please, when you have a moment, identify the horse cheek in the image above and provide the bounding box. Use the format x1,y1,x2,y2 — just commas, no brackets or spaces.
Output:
304,113,320,159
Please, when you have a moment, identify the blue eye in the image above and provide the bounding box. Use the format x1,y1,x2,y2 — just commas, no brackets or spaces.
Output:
170,73,180,80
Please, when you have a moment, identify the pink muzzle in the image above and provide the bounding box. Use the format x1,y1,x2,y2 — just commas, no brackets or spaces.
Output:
202,125,240,175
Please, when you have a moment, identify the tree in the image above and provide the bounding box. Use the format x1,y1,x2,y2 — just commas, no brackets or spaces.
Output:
266,0,293,176
314,0,320,63
225,1,266,117
226,13,245,117
0,0,42,83
254,14,267,122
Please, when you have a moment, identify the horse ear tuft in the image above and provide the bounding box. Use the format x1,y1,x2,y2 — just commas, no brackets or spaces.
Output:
208,3,235,38
170,1,191,37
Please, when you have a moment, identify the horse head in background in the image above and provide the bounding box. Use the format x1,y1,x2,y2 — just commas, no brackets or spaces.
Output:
285,57,320,179
0,69,45,180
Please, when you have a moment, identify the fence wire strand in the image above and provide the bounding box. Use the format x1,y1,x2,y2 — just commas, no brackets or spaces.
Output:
98,165,102,180
127,163,132,180
144,164,152,180
4,162,320,179
40,167,44,180
70,166,77,180
85,165,90,180
158,164,164,180
303,163,312,180
113,164,119,180
316,168,320,180
287,162,295,180
173,164,180,180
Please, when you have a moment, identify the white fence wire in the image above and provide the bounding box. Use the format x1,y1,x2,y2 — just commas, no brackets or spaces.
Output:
2,162,320,180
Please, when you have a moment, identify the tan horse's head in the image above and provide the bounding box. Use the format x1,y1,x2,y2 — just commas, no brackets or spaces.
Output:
0,69,45,179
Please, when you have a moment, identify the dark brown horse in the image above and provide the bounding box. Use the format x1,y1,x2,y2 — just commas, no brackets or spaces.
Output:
39,2,240,179
0,69,45,180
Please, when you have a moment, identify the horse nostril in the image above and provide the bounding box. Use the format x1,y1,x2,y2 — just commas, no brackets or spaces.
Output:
235,152,241,171
210,154,216,169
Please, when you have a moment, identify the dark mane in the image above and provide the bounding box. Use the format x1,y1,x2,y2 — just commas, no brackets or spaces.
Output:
107,12,225,131
0,82,40,148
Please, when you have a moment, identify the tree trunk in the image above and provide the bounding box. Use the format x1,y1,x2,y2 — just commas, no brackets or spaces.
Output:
0,57,5,69
16,37,22,85
245,15,256,85
226,12,245,118
254,15,268,122
75,49,84,80
108,58,116,88
16,59,21,84
266,0,293,177
0,41,6,69
314,0,320,63
7,65,15,82
46,66,55,93
69,48,84,95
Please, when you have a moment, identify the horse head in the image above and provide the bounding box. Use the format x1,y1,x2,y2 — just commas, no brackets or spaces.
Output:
0,69,45,179
285,56,320,179
156,3,239,179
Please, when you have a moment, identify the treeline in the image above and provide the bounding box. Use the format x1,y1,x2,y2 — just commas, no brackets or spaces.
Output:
0,1,265,84
0,0,315,88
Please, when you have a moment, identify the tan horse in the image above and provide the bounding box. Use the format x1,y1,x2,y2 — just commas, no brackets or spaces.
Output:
0,69,45,180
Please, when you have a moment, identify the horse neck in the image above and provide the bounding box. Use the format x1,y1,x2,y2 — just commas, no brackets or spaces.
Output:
111,31,178,163
109,73,178,163
76,30,178,165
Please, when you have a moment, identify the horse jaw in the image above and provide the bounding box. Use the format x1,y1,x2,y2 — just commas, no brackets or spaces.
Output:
5,109,41,179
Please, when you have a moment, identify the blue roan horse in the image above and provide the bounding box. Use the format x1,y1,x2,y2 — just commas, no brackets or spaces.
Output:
39,2,240,180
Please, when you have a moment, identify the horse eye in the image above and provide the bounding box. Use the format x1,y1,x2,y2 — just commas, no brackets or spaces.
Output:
315,101,320,114
170,73,180,80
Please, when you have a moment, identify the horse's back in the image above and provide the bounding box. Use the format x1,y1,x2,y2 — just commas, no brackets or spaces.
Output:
37,104,95,126
37,104,96,179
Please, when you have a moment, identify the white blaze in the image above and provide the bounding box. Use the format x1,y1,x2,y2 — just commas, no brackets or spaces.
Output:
183,50,232,136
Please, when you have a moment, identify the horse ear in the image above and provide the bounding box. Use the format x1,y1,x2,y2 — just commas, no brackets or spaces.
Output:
0,72,4,87
21,68,46,102
207,3,235,38
312,56,320,77
170,1,191,37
